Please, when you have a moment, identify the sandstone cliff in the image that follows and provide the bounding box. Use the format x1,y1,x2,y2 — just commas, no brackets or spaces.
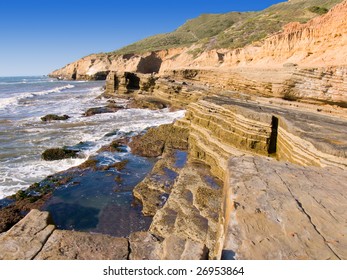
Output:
50,0,347,106
49,0,347,71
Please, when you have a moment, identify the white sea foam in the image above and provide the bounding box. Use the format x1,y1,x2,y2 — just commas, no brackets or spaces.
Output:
0,78,58,85
0,156,87,198
0,108,186,199
0,77,186,199
0,84,75,109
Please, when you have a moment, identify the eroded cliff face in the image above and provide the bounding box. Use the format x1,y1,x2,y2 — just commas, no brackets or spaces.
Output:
159,0,347,69
158,0,347,104
49,49,183,80
50,0,347,106
50,54,111,80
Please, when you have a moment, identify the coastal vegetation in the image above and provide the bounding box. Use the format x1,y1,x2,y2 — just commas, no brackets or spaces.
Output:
112,0,340,54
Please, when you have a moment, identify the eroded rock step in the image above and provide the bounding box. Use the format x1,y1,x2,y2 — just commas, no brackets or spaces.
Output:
192,95,347,168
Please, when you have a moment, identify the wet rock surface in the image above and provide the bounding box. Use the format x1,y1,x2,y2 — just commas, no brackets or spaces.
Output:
0,139,155,237
149,164,223,259
84,104,124,116
42,148,79,161
0,188,53,234
41,114,70,122
133,149,187,216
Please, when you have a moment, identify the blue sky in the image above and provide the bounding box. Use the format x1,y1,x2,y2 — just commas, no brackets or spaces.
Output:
0,0,284,76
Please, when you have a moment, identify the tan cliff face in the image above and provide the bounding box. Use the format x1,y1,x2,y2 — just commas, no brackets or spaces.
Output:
50,0,347,78
49,49,186,80
160,0,347,69
235,0,347,68
49,0,347,106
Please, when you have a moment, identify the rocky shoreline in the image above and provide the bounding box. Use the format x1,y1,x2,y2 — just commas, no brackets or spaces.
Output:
1,1,347,260
1,73,346,259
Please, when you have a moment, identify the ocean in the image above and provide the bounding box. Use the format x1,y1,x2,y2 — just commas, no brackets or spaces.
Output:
0,76,185,200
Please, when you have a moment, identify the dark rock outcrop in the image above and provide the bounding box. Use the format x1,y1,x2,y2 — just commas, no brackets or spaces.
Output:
41,148,79,161
136,52,162,74
128,97,168,110
84,104,123,116
41,114,70,122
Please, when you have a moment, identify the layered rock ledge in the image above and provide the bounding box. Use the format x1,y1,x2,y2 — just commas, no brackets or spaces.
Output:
130,92,347,260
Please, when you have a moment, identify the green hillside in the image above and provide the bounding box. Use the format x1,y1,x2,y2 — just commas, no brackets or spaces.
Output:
112,0,342,55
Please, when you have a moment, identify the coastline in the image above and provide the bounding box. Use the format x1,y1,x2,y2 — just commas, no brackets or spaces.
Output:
1,0,347,260
1,74,346,260
0,97,184,235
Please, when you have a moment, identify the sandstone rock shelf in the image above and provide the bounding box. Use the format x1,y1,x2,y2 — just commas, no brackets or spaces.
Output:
124,91,347,260
223,156,347,260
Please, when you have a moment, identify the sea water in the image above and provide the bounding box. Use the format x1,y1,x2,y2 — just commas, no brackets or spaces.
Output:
0,76,185,199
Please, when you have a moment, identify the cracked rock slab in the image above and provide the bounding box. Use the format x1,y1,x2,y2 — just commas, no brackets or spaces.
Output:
129,231,161,260
224,155,347,260
35,230,128,260
160,235,208,260
0,209,55,260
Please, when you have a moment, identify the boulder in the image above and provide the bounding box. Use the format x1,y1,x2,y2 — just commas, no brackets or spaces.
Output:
42,148,78,161
128,98,168,110
41,114,70,122
84,104,123,116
